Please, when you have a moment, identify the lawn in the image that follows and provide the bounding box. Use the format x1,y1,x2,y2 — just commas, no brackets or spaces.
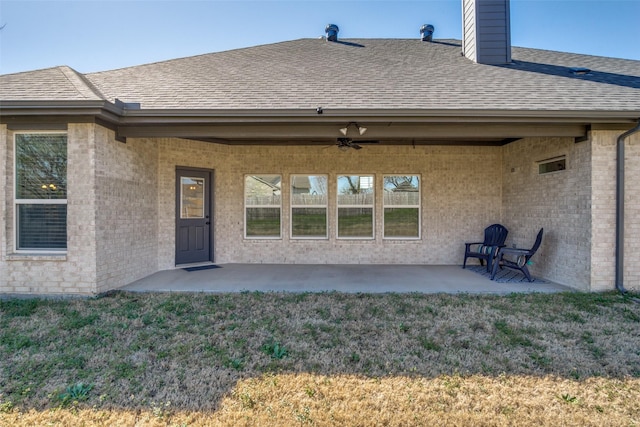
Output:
1,291,639,426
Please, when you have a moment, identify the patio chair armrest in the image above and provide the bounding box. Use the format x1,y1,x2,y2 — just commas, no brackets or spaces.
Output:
465,242,484,247
498,248,530,256
466,243,501,255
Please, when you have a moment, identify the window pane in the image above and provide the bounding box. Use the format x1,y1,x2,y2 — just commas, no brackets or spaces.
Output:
292,208,327,237
245,175,281,206
180,177,205,218
246,207,281,237
17,204,67,250
291,175,327,205
384,208,419,238
383,176,419,206
337,175,374,206
539,158,566,174
16,134,67,199
338,207,373,238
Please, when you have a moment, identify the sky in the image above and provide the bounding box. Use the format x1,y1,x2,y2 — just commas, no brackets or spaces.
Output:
0,0,639,75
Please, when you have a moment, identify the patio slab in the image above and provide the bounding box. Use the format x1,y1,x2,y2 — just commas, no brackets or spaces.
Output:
121,264,573,294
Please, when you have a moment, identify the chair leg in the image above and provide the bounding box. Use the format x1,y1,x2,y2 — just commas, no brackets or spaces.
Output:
490,251,503,280
490,258,499,280
463,255,467,269
521,266,533,282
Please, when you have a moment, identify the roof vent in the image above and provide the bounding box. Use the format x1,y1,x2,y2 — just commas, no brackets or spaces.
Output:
569,67,591,75
420,24,434,42
325,24,339,42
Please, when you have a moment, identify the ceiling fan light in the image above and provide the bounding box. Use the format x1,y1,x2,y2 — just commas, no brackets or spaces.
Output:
339,126,349,136
357,125,367,135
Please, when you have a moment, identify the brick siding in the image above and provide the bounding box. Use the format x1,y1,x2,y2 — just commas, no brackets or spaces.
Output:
156,138,503,268
2,124,639,294
502,137,591,290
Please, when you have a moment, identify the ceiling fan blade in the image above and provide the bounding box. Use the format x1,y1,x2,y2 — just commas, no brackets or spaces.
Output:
352,140,379,144
352,144,363,150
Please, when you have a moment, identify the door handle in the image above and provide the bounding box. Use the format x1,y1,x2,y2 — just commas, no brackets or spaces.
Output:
205,222,210,225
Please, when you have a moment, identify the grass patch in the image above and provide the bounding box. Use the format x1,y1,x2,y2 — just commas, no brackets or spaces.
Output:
0,291,639,426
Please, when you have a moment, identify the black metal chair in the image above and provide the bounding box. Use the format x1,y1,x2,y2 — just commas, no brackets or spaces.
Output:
491,228,544,282
463,224,509,273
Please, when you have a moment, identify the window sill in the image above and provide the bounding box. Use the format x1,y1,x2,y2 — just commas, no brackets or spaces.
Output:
6,253,67,262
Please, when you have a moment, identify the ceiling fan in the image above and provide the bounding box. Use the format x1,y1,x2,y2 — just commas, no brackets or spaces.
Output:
336,137,379,150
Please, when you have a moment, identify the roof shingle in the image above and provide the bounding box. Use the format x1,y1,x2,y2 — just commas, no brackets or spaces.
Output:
3,39,640,113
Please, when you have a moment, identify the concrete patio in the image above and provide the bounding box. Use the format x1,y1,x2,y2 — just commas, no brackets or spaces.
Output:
121,264,573,294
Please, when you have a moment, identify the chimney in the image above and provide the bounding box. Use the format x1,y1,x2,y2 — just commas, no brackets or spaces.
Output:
420,24,435,42
462,0,511,64
325,24,339,42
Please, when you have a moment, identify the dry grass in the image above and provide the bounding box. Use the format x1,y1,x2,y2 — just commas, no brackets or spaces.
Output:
1,291,639,426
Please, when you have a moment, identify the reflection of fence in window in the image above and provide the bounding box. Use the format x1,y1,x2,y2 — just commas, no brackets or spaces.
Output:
292,175,328,238
245,175,282,238
337,175,374,239
383,175,420,239
246,207,281,237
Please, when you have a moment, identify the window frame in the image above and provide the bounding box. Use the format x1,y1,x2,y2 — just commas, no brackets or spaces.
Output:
336,174,375,240
382,175,421,240
244,174,282,240
13,131,68,253
537,156,567,175
290,174,329,240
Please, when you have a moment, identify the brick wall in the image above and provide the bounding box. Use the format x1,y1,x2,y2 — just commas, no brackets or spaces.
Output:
590,131,617,291
0,124,98,295
156,139,503,267
0,125,6,290
591,129,640,292
625,132,640,291
502,137,592,290
3,124,638,295
94,126,159,293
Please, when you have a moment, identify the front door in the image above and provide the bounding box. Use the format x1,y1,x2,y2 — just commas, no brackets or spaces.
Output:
175,168,212,264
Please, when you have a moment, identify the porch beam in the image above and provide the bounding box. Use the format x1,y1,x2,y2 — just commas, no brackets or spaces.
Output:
116,123,587,140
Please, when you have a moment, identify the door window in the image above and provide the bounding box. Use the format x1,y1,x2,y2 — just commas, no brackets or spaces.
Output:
180,177,205,219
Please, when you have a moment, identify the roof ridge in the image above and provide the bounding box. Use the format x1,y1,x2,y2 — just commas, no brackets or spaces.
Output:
58,66,105,100
86,39,310,75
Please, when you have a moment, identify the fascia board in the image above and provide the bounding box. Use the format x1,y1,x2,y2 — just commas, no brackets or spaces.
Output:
119,108,640,124
0,100,123,124
1,101,638,126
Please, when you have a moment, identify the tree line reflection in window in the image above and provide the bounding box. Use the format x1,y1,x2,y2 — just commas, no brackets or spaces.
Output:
15,133,68,250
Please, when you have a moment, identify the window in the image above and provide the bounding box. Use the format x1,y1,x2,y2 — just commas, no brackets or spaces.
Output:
14,133,67,251
538,156,566,174
383,175,420,239
180,177,205,219
291,175,328,239
245,175,281,238
337,175,374,239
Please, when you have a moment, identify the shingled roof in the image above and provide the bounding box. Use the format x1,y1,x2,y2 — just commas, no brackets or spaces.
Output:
2,38,639,115
0,66,104,101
